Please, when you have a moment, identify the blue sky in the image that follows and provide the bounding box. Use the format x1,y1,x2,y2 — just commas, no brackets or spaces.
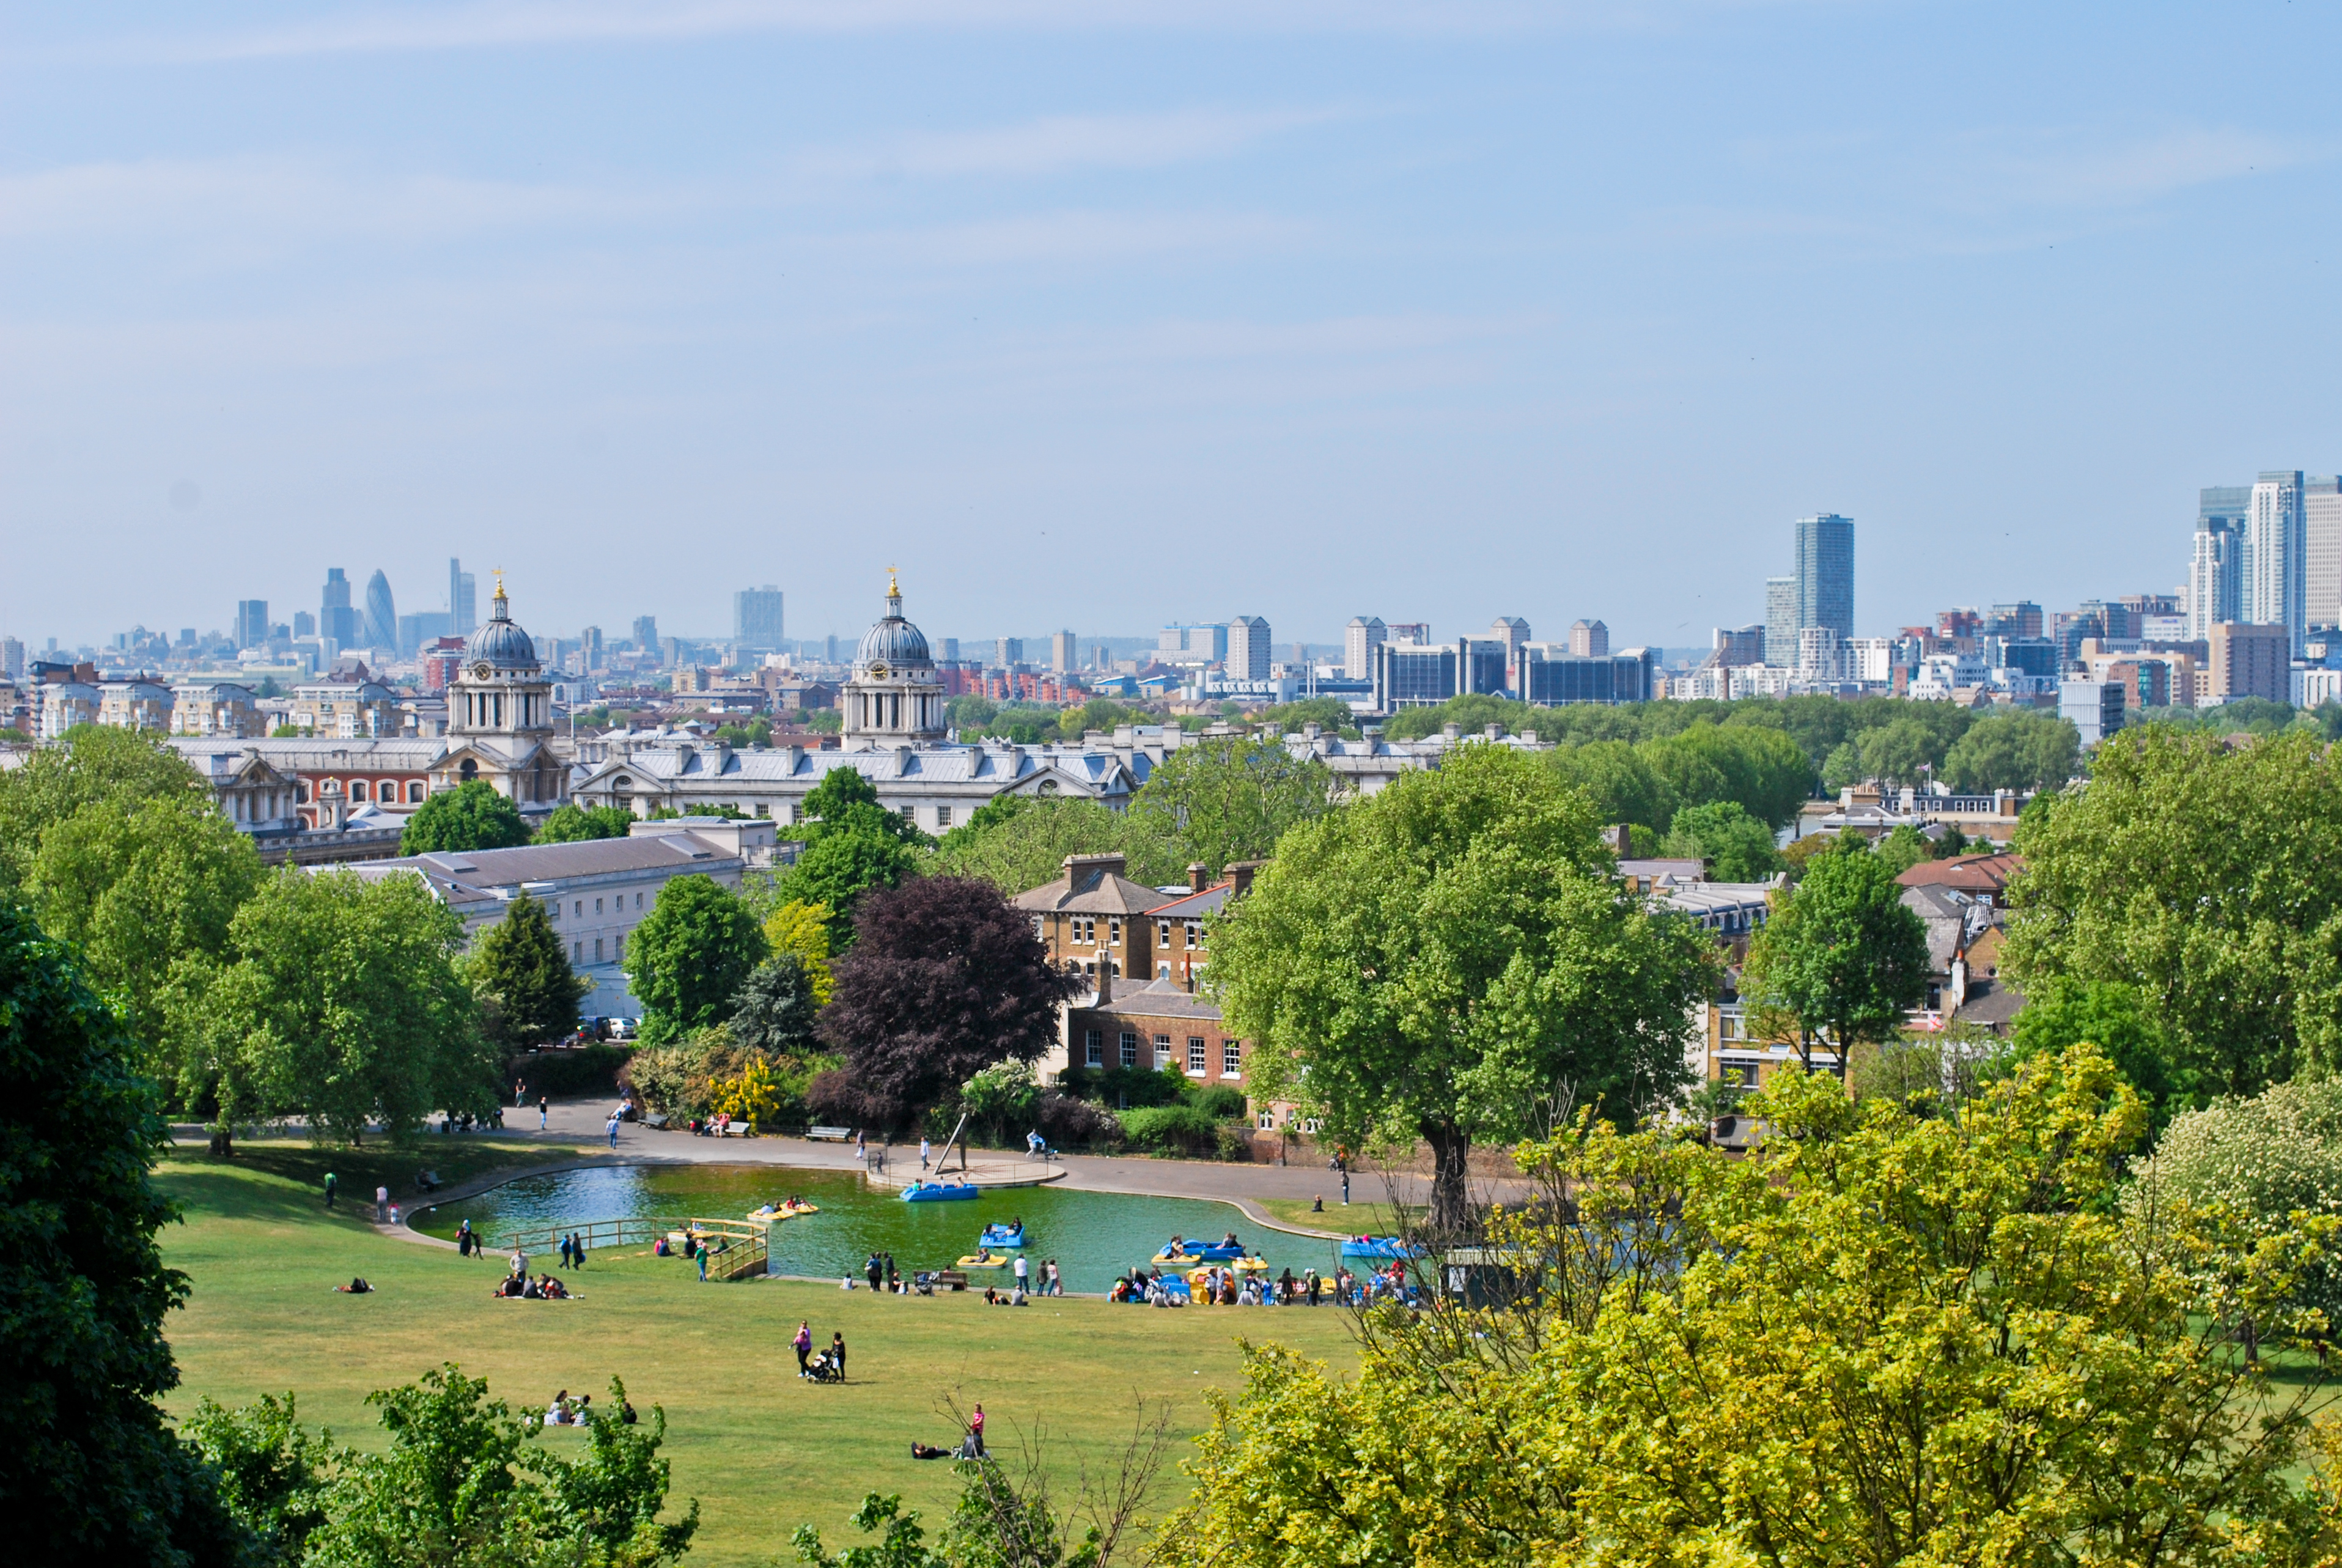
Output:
6,2,2340,654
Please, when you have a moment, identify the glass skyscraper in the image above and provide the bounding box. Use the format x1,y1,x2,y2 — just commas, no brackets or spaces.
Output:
1794,513,1855,641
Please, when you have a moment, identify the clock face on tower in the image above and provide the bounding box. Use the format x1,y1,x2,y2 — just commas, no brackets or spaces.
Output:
472,663,491,680
868,663,889,679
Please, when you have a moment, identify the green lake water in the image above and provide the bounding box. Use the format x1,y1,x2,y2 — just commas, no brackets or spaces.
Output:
414,1165,1342,1295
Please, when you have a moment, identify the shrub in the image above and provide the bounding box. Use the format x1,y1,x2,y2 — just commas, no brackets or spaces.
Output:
616,1026,830,1125
1186,1084,1248,1120
1034,1089,1122,1150
1056,1063,1186,1109
507,1043,633,1101
1118,1102,1222,1157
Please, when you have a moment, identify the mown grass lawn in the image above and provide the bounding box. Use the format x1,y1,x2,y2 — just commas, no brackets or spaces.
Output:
156,1143,1359,1566
1253,1194,1415,1238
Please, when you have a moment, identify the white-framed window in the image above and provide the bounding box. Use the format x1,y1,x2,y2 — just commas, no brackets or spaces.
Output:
614,934,625,961
1187,1038,1206,1074
595,897,603,915
1184,921,1199,948
1084,1029,1103,1066
1073,915,1096,944
1119,1031,1138,1068
1154,1033,1172,1067
1257,1111,1276,1130
1109,918,1122,944
1158,921,1172,949
937,805,952,828
755,803,769,817
635,892,643,909
350,779,368,801
594,937,605,962
572,941,582,963
900,805,915,822
1223,1042,1243,1077
574,901,583,917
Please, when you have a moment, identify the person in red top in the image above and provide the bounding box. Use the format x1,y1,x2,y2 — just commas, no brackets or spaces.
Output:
794,1321,813,1378
968,1402,986,1457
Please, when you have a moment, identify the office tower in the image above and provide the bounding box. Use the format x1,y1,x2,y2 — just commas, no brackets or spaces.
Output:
1386,622,1430,644
995,637,1025,669
940,637,959,663
2248,471,2307,653
2189,523,2242,639
1050,630,1077,672
1710,625,1764,668
293,610,316,638
2201,485,2252,532
632,615,658,652
734,585,786,649
234,600,268,649
398,612,451,655
320,569,359,646
580,626,603,669
1985,602,2045,638
0,637,21,677
1795,513,1855,640
1567,619,1607,658
1764,576,1797,668
660,636,682,669
2306,477,2342,630
448,558,479,636
1228,617,1272,680
362,570,397,650
1490,617,1530,692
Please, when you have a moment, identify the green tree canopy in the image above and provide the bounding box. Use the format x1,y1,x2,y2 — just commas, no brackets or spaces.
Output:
0,724,212,892
1740,834,1932,1073
625,874,767,1045
1658,799,1783,882
1211,743,1714,1230
0,899,241,1564
2011,976,2190,1128
2004,726,2342,1098
1124,734,1333,882
770,767,929,944
931,795,1169,894
729,953,822,1059
175,868,496,1141
1940,709,2081,793
400,780,529,855
26,792,262,1058
534,802,637,844
1545,740,1673,834
468,893,588,1048
1166,1047,2341,1566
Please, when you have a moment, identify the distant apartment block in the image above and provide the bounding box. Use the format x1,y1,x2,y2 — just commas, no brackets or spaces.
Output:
995,636,1025,669
2248,471,2307,653
2209,622,2289,704
734,586,786,649
2307,476,2342,631
632,615,658,653
2059,679,2126,746
1764,576,1796,668
1050,630,1078,672
1567,619,1608,658
1795,513,1855,639
1227,617,1272,680
1343,616,1386,679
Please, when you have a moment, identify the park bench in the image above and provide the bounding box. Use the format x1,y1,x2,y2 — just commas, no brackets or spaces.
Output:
932,1270,970,1292
808,1126,852,1141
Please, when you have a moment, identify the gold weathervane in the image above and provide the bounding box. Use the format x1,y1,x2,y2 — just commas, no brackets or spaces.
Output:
492,567,507,600
887,564,900,599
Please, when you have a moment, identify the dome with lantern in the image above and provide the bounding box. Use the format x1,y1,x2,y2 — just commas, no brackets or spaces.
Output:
844,571,946,748
465,574,540,671
855,574,933,674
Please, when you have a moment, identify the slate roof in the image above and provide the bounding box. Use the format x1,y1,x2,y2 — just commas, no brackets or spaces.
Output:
1083,976,1224,1022
1012,856,1181,917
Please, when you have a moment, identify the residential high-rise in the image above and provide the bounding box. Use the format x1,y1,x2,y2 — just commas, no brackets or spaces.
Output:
1227,616,1272,680
995,637,1024,669
2189,521,2242,639
0,636,23,678
940,638,959,663
2247,471,2307,653
1567,619,1607,658
1487,617,1530,691
320,569,359,646
292,610,315,639
234,600,268,649
1794,513,1855,641
1344,616,1387,679
1764,576,1797,668
734,586,786,649
1986,602,2045,638
2211,622,2289,704
2305,476,2342,631
632,616,658,653
1709,625,1764,668
579,626,603,669
1050,630,1077,672
362,570,398,651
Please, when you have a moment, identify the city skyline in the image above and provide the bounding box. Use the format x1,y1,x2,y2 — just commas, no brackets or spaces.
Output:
7,6,2342,647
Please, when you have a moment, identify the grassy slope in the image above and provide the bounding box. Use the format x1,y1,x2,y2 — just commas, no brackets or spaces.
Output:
157,1143,1358,1566
1253,1195,1416,1237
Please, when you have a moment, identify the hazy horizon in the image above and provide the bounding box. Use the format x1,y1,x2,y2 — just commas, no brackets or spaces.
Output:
7,2,2340,652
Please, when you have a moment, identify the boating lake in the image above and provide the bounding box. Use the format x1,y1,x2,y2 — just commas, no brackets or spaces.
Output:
413,1164,1346,1295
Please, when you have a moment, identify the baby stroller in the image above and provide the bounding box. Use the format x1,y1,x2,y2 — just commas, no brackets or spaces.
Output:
805,1348,845,1383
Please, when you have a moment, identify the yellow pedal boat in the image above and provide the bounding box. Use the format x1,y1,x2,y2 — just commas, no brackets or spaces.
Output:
956,1253,1011,1269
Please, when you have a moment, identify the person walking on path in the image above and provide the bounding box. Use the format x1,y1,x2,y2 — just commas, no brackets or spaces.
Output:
323,1171,337,1210
573,1232,587,1269
830,1332,847,1382
865,1253,883,1292
855,1129,867,1163
374,1185,389,1223
794,1322,813,1378
697,1247,708,1283
515,1079,527,1108
539,1094,550,1130
968,1404,986,1457
606,1111,621,1149
1012,1253,1029,1292
919,1136,930,1170
885,1253,899,1292
1341,1168,1351,1206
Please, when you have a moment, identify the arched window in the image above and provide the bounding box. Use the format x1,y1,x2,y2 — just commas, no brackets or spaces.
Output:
407,781,425,803
460,758,479,781
350,779,369,801
296,780,311,803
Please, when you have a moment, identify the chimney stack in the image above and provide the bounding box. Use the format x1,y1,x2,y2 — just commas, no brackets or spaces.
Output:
1188,862,1209,893
1227,859,1267,899
1094,953,1113,1006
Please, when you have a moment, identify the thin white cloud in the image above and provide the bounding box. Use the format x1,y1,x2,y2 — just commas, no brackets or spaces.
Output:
864,208,1311,267
0,156,695,243
1959,125,2326,209
795,108,1342,182
98,0,1769,64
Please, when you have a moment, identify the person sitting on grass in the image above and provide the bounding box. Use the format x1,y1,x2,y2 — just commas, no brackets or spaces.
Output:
523,1276,545,1300
547,1391,573,1426
335,1277,373,1294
